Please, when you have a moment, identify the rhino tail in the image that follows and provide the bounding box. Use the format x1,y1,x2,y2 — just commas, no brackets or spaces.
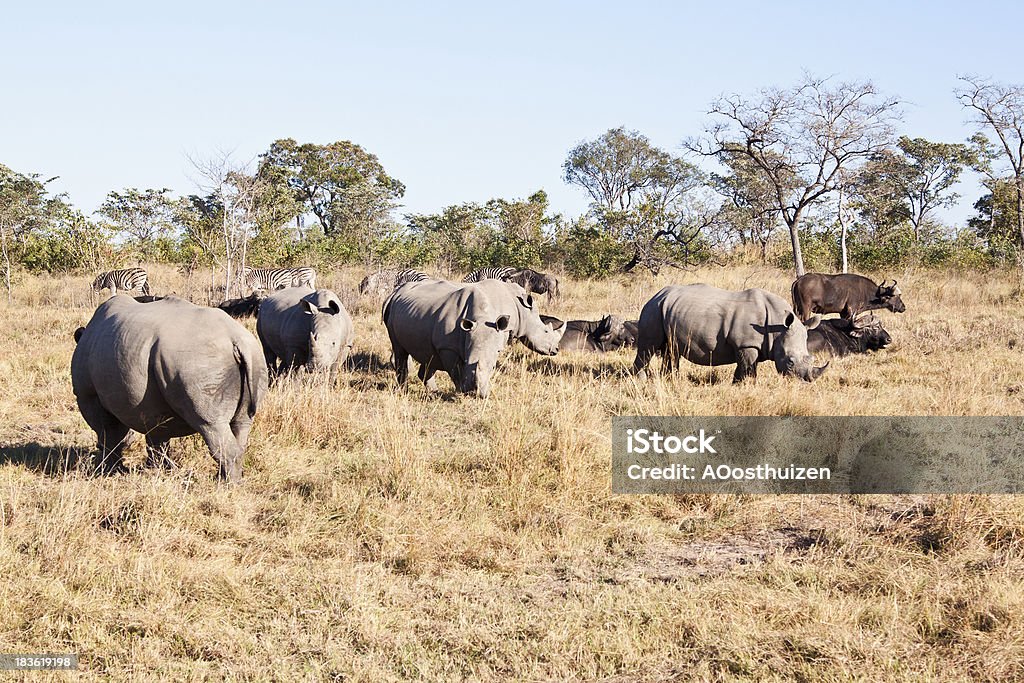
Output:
234,342,261,419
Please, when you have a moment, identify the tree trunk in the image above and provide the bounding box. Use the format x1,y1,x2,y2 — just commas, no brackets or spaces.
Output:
787,209,806,277
837,188,849,274
0,224,11,304
1016,177,1024,253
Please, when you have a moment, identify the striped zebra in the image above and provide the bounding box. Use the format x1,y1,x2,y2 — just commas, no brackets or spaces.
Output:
243,266,317,292
462,266,516,283
359,268,431,298
91,268,150,296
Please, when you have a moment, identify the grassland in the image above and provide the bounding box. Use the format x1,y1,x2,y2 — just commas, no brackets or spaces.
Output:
2,264,1024,681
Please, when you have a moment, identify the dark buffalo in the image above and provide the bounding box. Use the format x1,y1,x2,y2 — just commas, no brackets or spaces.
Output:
218,292,264,319
792,273,905,321
806,313,893,357
509,268,560,299
540,314,635,352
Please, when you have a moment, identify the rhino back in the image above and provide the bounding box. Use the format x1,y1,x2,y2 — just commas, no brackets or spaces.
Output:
659,284,791,365
73,295,264,436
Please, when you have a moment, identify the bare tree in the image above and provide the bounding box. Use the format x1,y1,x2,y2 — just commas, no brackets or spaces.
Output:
188,151,267,298
957,76,1024,249
689,75,900,276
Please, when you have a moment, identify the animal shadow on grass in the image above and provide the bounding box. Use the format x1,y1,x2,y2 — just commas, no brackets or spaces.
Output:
0,442,91,476
525,358,631,380
346,350,393,391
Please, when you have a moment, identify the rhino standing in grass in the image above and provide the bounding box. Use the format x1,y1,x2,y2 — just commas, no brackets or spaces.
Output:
471,279,563,356
633,284,828,382
256,287,354,380
383,280,512,397
71,295,268,483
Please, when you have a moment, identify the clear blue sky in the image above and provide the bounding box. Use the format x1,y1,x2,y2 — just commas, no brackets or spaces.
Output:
3,1,1021,226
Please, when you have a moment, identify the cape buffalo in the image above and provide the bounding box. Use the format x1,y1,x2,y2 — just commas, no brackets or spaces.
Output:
508,268,560,299
792,273,905,321
71,295,268,482
806,313,892,357
383,280,511,397
633,284,828,382
256,287,355,380
218,292,264,319
540,314,635,352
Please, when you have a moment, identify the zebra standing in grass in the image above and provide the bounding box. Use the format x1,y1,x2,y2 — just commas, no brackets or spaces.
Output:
359,268,431,298
462,266,516,283
91,268,151,296
243,266,317,293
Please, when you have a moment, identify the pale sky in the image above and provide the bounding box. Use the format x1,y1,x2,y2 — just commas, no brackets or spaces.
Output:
3,1,1021,226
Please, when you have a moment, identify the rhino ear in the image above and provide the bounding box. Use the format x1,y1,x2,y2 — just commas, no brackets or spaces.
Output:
302,300,316,315
518,294,534,310
784,312,796,328
805,314,821,330
327,299,341,315
495,315,510,331
460,318,476,331
74,327,85,343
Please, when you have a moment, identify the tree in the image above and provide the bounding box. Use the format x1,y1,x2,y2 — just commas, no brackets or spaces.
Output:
855,137,974,241
689,75,900,276
97,188,177,260
957,76,1024,250
259,138,405,246
189,152,271,297
710,152,795,262
0,164,53,302
564,127,718,273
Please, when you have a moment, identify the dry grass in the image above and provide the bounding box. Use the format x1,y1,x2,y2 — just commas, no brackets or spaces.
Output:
2,263,1024,681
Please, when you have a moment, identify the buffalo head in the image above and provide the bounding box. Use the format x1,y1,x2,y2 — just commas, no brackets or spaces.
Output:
875,279,906,313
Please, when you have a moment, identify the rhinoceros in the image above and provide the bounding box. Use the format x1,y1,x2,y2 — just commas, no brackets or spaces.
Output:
71,295,268,482
632,284,829,382
471,279,563,355
382,280,512,397
256,286,354,379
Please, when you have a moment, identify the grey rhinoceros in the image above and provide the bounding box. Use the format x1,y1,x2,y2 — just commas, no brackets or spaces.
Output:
382,280,512,397
633,284,829,382
471,279,563,355
71,295,268,482
256,286,354,380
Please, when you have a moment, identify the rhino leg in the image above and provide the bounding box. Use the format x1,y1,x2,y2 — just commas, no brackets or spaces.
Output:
392,343,410,386
632,326,665,381
733,348,759,383
198,423,244,484
418,360,440,392
78,397,130,474
145,436,175,469
438,350,464,392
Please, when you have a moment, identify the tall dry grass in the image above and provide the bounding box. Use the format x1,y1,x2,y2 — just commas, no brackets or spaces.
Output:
1,263,1024,681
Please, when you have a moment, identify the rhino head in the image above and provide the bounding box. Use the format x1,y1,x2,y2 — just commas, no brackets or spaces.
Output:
459,314,511,398
516,292,562,356
773,312,829,382
302,297,347,374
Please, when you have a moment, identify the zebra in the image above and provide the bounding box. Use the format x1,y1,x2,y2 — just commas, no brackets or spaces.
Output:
393,268,430,288
91,268,150,296
359,268,431,298
243,266,317,293
462,266,516,283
